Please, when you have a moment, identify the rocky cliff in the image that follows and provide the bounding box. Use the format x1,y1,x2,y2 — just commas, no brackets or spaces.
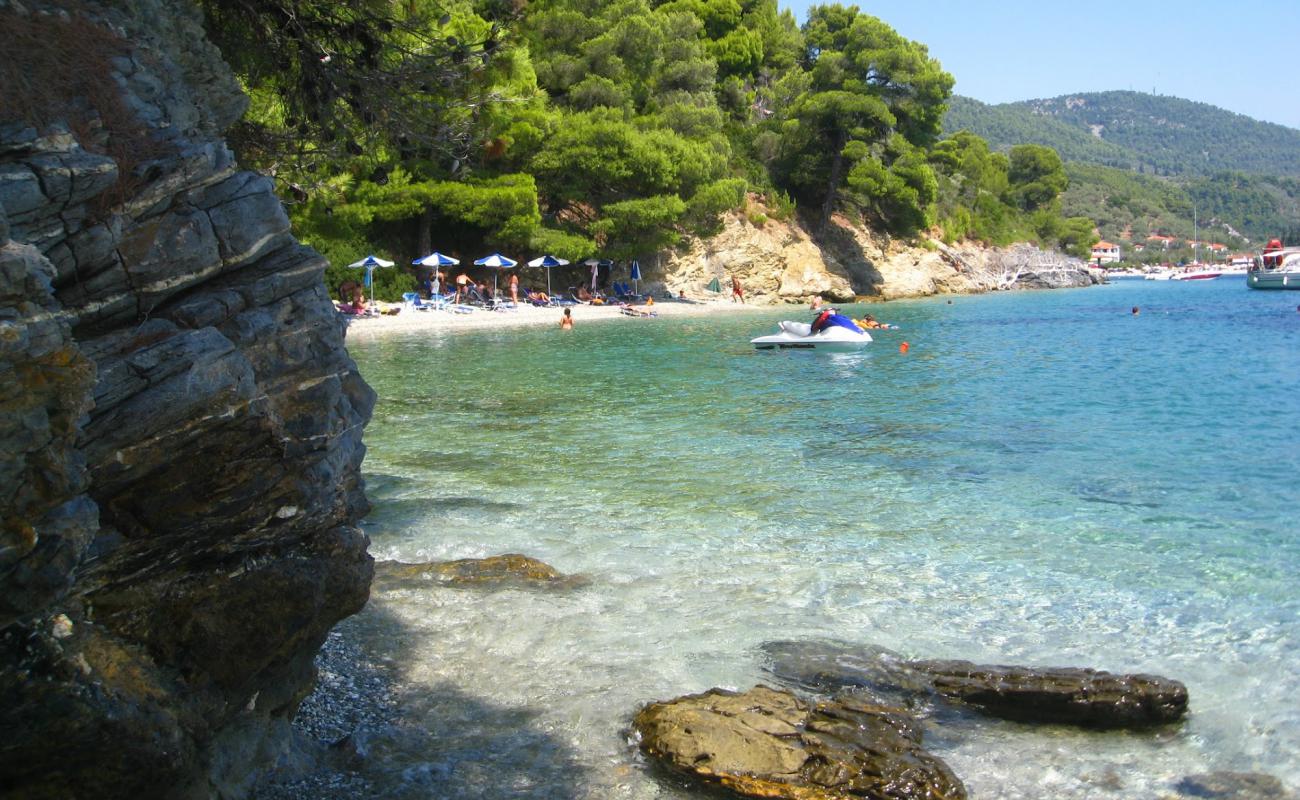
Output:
657,207,1104,303
1,2,374,797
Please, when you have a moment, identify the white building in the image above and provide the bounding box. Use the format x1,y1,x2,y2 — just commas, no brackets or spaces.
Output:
1091,241,1122,264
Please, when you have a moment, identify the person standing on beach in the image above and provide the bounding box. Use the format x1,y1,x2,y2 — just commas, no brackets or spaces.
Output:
731,274,745,303
454,271,470,303
509,272,519,304
560,308,573,329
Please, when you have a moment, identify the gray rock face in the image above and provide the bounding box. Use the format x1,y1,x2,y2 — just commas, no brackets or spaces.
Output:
634,685,967,800
0,1,373,797
763,640,1188,730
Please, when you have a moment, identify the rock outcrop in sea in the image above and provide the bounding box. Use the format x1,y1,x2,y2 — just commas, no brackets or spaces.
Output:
0,1,374,796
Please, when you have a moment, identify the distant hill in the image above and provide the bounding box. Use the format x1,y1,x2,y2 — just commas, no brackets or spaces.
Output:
943,92,1300,249
944,91,1300,177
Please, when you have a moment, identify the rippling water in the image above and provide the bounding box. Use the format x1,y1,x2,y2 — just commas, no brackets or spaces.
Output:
348,277,1300,799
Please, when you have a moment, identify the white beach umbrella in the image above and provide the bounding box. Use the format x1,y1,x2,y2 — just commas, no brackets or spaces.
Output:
527,254,569,297
347,254,394,308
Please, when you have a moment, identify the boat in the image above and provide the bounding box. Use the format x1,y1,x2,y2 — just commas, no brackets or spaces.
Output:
1170,266,1221,281
1248,242,1300,290
752,320,872,351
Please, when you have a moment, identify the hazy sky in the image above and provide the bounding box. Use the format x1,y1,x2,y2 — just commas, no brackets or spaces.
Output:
778,0,1300,130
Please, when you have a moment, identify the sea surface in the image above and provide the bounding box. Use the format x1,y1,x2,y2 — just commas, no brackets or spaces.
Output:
346,276,1299,799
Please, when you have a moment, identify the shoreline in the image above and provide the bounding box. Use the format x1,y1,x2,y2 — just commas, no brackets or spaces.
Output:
338,297,780,340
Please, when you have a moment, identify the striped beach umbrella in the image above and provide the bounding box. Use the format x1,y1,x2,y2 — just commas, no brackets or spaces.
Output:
527,254,569,296
473,252,518,297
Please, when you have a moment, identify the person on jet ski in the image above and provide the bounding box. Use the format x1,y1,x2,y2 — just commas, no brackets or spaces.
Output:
810,307,864,334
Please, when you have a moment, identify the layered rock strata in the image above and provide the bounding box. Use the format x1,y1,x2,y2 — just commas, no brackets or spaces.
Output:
0,2,374,797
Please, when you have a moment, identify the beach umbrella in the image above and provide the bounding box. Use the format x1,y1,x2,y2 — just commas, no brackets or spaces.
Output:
707,275,722,294
527,254,569,296
473,252,518,297
347,254,394,308
412,251,459,296
629,260,642,295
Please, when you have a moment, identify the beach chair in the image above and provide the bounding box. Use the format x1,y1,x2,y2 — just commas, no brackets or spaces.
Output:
402,292,435,311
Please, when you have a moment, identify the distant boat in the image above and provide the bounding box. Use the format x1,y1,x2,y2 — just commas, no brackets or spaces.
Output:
1248,244,1300,290
1171,266,1221,281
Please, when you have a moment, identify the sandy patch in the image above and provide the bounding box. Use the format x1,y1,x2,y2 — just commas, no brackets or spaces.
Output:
339,297,770,340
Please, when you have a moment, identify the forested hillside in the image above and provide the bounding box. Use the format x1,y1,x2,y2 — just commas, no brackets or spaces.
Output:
197,0,1097,299
946,92,1300,252
946,91,1300,177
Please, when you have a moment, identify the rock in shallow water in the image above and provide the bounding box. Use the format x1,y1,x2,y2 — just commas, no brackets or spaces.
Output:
372,554,588,591
762,640,1188,729
633,685,966,800
910,658,1187,729
1173,771,1297,800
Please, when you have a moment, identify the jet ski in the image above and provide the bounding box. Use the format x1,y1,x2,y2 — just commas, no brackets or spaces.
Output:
751,319,872,351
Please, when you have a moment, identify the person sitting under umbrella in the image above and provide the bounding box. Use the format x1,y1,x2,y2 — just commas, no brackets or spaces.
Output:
337,279,366,314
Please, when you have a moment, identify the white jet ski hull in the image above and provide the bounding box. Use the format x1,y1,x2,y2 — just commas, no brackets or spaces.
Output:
751,320,872,351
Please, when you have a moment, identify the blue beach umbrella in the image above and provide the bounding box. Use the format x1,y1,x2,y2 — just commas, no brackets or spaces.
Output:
473,252,518,297
527,254,569,297
347,254,394,308
629,260,642,294
412,251,459,296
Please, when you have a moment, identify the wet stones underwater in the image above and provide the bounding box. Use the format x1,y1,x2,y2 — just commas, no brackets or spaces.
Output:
257,553,1296,800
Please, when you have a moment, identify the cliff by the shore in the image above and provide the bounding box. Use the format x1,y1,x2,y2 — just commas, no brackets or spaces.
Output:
1,1,373,796
655,206,1104,305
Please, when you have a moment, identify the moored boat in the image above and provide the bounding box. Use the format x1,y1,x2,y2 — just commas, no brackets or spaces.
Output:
1248,241,1300,290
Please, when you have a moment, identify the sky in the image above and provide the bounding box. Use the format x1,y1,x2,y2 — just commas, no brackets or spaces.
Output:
778,0,1300,130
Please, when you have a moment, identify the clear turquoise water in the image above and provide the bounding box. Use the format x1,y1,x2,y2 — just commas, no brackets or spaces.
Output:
351,277,1300,799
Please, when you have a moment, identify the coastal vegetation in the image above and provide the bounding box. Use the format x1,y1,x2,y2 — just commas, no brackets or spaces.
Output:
946,92,1300,257
199,0,1098,301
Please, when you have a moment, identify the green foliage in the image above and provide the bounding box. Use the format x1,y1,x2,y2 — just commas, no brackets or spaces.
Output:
590,194,688,257
208,0,1101,284
766,5,953,230
685,177,749,235
1007,144,1068,211
947,91,1300,248
1056,216,1100,260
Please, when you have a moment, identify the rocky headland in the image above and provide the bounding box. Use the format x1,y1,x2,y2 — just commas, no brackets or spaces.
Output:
657,209,1105,305
1,1,373,796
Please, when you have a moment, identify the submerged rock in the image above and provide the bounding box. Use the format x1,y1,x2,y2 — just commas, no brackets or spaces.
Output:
633,685,966,800
372,554,588,591
909,659,1187,729
1173,772,1296,800
762,640,1188,729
